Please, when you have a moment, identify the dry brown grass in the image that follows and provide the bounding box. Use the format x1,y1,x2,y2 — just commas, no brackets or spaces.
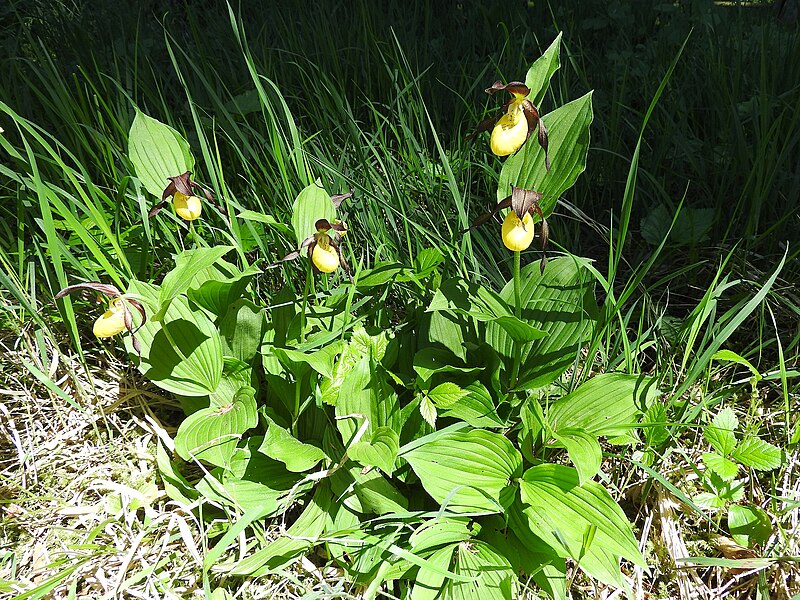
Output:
0,329,357,599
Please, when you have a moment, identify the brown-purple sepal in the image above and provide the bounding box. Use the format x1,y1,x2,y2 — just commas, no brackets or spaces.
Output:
485,81,530,97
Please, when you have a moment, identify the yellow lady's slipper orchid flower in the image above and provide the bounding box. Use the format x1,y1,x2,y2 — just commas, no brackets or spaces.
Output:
471,81,550,168
55,282,147,354
266,218,350,277
172,191,202,221
501,211,535,251
93,298,127,338
311,241,340,273
149,171,221,221
491,99,529,157
464,186,550,272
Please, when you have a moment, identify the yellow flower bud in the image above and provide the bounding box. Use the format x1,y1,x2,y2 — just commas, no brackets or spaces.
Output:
93,298,126,338
311,242,340,273
173,191,202,221
490,103,528,157
501,212,535,252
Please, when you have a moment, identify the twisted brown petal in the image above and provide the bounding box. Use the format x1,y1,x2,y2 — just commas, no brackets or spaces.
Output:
538,118,550,171
148,200,168,219
329,222,348,235
264,235,315,270
522,100,550,170
462,196,513,234
126,298,148,333
465,111,502,141
55,282,121,300
331,190,353,209
161,180,177,202
192,179,228,216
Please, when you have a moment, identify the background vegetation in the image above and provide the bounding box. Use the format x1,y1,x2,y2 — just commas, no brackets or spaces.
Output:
0,0,798,598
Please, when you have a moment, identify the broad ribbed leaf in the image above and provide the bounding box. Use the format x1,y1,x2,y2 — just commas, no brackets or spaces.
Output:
525,33,562,108
519,464,646,575
275,342,343,380
174,386,257,468
443,541,516,600
413,348,482,382
411,545,457,600
348,426,399,475
410,519,475,553
126,280,223,396
259,417,328,473
403,429,522,513
335,357,400,444
188,263,260,319
291,179,335,247
330,462,408,515
497,92,593,219
428,277,547,343
728,504,773,548
228,485,334,576
547,374,659,437
553,427,601,485
128,110,194,198
157,247,234,317
219,300,266,364
440,382,504,428
486,256,598,389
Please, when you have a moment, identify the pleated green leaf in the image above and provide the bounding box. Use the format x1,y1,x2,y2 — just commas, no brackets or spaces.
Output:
128,110,194,198
553,427,602,485
174,386,257,468
126,280,223,396
443,541,517,600
547,373,659,437
497,92,593,219
486,256,598,389
291,179,336,247
428,277,548,342
525,33,562,108
403,429,522,513
156,246,235,318
348,426,400,475
410,518,475,553
336,357,400,444
228,485,334,576
219,299,267,365
518,464,646,588
259,416,328,473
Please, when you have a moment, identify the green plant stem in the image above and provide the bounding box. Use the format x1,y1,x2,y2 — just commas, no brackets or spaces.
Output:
513,251,521,319
300,263,312,344
511,251,522,388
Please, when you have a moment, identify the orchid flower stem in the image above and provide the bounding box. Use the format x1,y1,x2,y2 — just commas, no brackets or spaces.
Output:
511,250,522,388
300,263,312,344
513,251,522,319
